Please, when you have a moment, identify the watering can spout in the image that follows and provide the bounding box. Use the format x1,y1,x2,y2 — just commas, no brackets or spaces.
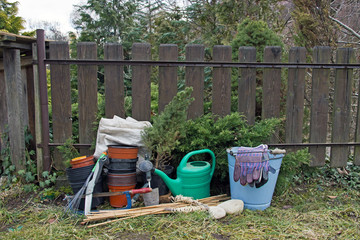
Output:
154,169,181,196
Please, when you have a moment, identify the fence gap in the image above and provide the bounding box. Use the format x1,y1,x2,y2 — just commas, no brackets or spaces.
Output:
26,66,36,152
262,46,282,143
309,46,331,166
158,44,178,113
77,42,98,156
186,44,205,119
238,47,256,125
285,47,306,144
330,48,354,167
50,42,72,169
212,45,232,117
132,43,151,121
104,43,125,118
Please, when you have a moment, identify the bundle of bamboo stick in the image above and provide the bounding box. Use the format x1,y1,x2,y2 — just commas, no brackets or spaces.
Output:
82,194,230,228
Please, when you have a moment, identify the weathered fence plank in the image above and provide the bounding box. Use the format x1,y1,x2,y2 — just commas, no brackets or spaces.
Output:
159,44,178,113
104,43,125,118
238,47,256,125
212,45,231,117
132,43,151,121
0,71,8,155
186,44,205,119
3,48,26,171
330,48,354,167
32,42,44,178
20,68,29,128
262,46,282,143
355,82,360,165
77,42,98,155
50,42,72,169
285,47,306,144
309,46,331,166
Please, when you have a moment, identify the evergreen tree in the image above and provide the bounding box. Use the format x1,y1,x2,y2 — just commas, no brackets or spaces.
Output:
231,18,283,62
72,0,145,55
0,0,25,34
292,0,337,50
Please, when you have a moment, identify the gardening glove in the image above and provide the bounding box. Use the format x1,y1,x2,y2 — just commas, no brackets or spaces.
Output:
233,144,269,186
255,158,278,188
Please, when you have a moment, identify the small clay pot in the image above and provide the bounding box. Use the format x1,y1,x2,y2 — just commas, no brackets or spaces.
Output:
107,145,139,159
70,155,95,169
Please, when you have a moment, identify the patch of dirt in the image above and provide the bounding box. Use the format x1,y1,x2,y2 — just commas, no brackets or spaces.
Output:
0,185,33,211
114,232,153,240
212,233,231,240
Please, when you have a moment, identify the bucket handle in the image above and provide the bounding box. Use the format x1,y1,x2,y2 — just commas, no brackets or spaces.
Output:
178,149,216,178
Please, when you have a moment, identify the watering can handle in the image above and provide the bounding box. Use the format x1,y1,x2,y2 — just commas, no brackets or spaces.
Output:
179,149,216,178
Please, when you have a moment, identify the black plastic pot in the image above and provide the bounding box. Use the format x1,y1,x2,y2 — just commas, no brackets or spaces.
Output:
66,165,104,210
66,165,94,183
107,158,137,173
69,179,104,210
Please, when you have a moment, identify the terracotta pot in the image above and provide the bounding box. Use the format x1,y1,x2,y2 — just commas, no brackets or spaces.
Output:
107,145,139,159
107,172,137,186
108,184,136,208
70,155,95,169
107,172,137,207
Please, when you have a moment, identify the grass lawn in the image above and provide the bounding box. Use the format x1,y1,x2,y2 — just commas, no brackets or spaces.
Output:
1,175,359,240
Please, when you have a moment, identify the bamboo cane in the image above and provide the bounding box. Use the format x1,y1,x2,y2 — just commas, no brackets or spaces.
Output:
82,194,230,225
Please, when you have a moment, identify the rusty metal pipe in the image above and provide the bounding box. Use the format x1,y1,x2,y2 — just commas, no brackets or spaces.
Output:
42,59,360,69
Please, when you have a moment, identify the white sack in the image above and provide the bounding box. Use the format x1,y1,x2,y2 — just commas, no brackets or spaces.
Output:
93,115,152,159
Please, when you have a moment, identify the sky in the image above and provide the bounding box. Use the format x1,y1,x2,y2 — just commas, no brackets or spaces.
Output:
12,0,83,33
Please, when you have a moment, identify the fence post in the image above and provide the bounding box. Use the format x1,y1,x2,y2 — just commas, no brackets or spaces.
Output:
36,29,51,172
132,43,151,121
186,44,205,119
309,46,331,166
331,48,354,167
104,43,125,118
262,46,282,143
285,47,306,144
238,47,256,125
50,42,72,169
159,44,178,113
212,45,232,117
77,42,98,156
3,48,26,171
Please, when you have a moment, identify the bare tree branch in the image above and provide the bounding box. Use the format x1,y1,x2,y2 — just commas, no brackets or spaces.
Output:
329,15,360,40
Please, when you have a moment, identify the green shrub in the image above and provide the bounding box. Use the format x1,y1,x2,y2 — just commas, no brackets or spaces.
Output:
172,112,281,181
231,18,283,62
142,87,194,170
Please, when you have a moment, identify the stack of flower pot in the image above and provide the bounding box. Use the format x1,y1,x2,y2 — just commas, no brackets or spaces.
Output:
107,145,138,207
66,155,103,210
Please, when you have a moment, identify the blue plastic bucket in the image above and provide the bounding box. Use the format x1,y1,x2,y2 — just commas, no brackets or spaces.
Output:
227,147,284,210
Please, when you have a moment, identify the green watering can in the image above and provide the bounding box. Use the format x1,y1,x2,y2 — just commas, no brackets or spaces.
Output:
154,149,216,199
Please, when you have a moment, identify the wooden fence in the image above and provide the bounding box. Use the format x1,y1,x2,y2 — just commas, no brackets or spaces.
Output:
1,30,360,173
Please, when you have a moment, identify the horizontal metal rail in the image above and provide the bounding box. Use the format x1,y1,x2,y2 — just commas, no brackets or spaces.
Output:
42,59,360,69
47,142,360,149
